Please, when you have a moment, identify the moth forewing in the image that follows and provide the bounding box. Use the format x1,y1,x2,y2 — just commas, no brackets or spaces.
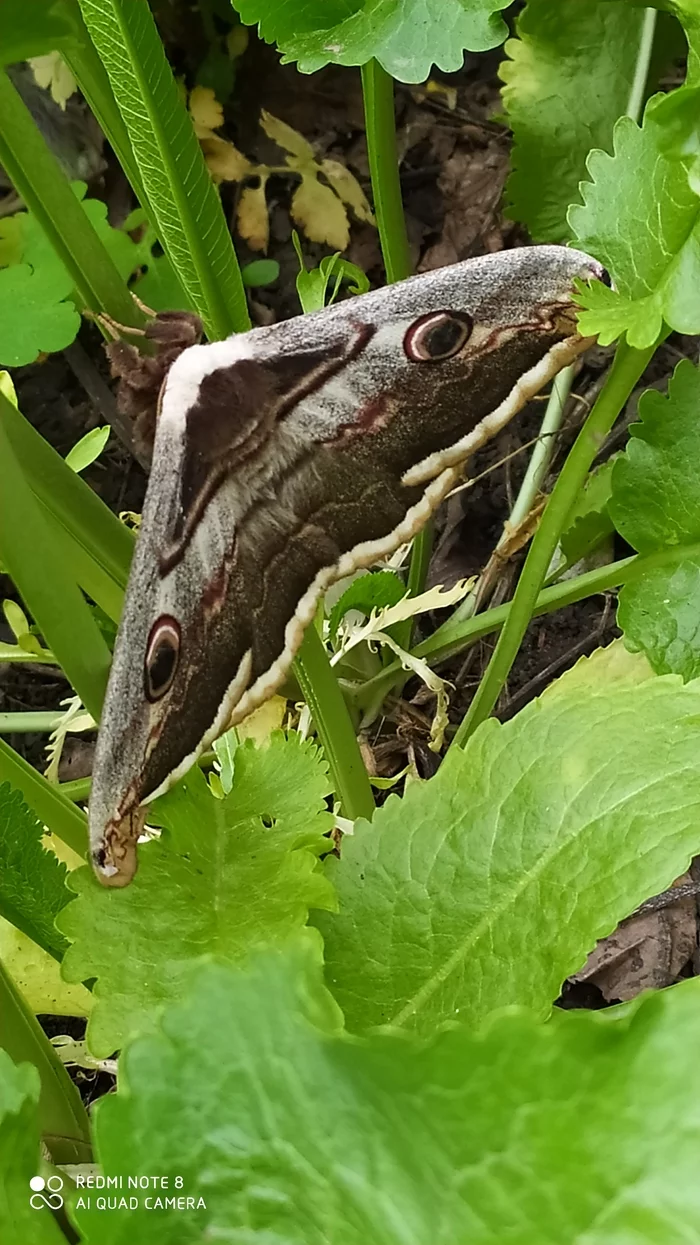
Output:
89,244,604,885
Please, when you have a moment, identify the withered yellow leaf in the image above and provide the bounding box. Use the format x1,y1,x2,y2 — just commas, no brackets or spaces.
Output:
28,53,77,110
320,158,375,224
291,173,350,251
261,109,315,163
189,84,224,137
236,695,287,745
200,135,252,182
237,175,270,252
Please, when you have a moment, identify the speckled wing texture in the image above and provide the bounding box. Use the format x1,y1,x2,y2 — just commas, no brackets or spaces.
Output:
90,245,603,884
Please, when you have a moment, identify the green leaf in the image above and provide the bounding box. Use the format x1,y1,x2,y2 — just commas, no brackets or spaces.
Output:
65,426,110,473
0,391,133,626
0,391,112,722
317,644,700,1034
0,263,80,366
501,0,645,243
60,734,336,1056
0,184,141,364
241,257,280,287
611,360,700,678
22,181,140,284
0,0,84,65
0,216,23,266
0,67,144,335
76,945,700,1244
570,90,700,347
0,1051,66,1245
560,457,617,566
78,0,250,338
0,785,71,960
231,0,511,82
328,569,406,642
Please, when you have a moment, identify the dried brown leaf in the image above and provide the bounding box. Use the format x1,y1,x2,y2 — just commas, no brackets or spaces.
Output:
291,174,350,251
571,873,697,1001
320,158,375,224
237,176,270,253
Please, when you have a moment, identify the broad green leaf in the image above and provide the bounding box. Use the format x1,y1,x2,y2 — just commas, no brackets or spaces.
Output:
0,263,79,366
76,946,700,1244
0,918,92,1017
0,0,83,65
60,734,335,1056
329,569,406,642
570,89,700,347
560,457,617,566
78,0,249,338
317,646,700,1033
612,359,700,678
231,0,511,82
0,785,71,959
501,0,645,243
0,1051,66,1245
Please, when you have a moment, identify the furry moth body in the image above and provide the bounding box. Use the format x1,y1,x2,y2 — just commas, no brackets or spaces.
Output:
91,245,603,885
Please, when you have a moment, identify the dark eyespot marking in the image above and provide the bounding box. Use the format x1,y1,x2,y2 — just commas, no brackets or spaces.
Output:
144,616,181,702
404,311,473,362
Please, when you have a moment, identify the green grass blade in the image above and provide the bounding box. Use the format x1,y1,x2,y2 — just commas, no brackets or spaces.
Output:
78,0,251,338
0,68,143,330
293,627,374,822
0,393,112,723
2,397,133,621
0,958,91,1165
0,740,87,858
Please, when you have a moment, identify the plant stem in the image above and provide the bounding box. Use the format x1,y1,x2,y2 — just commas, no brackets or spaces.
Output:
361,60,412,285
0,738,87,857
362,59,431,645
626,8,658,122
352,537,698,714
0,958,91,1166
449,340,654,749
0,713,63,733
293,627,374,821
0,69,144,330
501,366,575,541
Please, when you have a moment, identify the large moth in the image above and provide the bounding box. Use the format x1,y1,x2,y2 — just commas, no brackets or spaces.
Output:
90,245,603,885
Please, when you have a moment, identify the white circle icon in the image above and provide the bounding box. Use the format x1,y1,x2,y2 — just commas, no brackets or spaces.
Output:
29,1177,45,1192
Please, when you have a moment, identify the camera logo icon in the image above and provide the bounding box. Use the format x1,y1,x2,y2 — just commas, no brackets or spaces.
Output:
29,1175,64,1210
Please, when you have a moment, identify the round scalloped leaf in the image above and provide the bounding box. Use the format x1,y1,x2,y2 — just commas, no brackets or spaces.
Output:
0,263,79,366
611,360,700,678
570,95,700,347
59,733,335,1056
501,0,645,244
230,0,511,82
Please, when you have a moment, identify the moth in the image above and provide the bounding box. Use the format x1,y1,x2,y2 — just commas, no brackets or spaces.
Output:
90,245,604,885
